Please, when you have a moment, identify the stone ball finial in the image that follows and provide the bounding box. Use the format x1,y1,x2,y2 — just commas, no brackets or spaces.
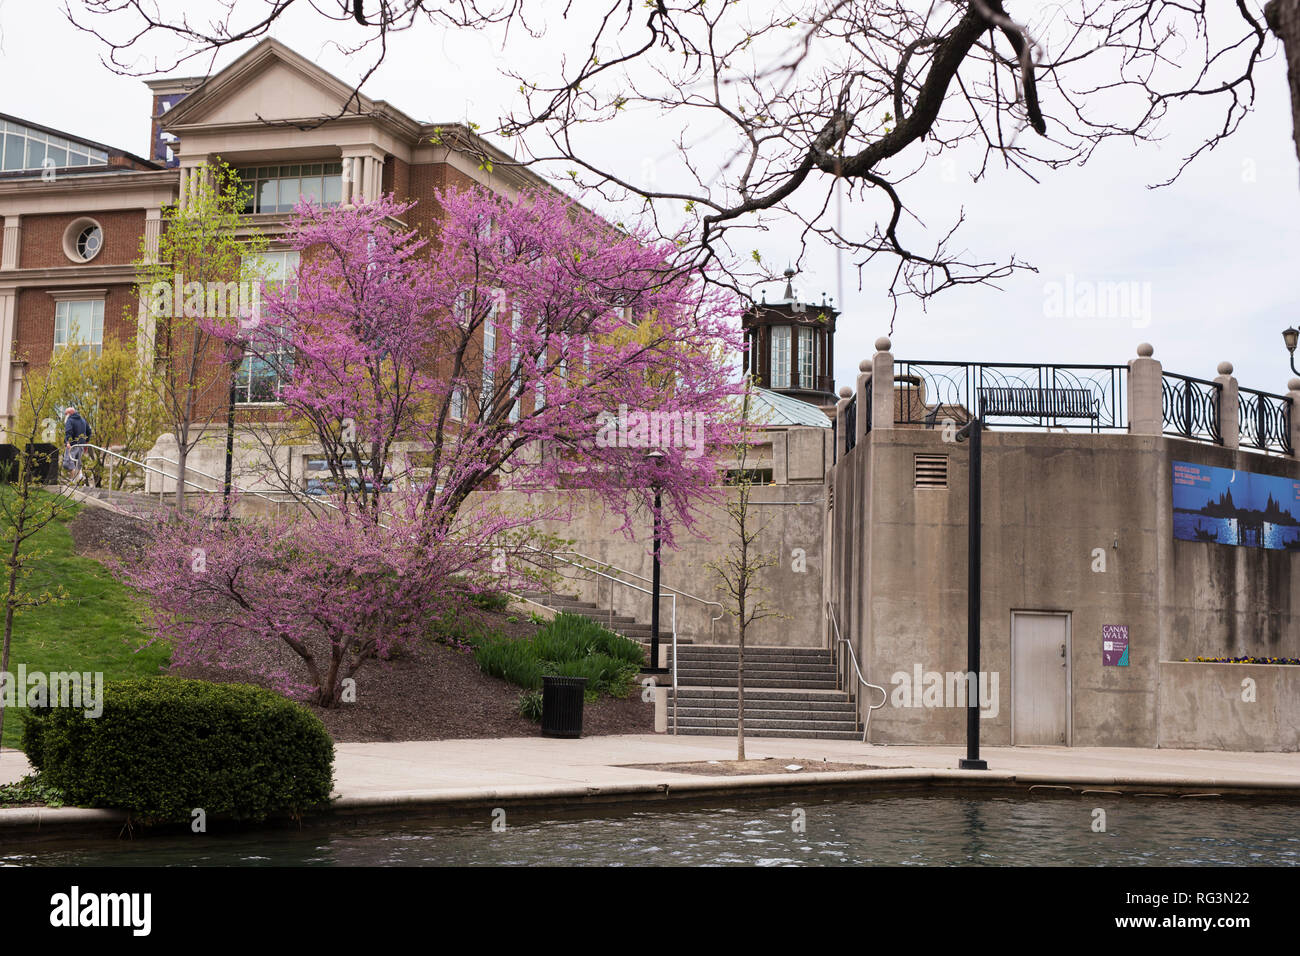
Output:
859,359,871,373
838,386,852,399
1136,343,1154,358
1217,361,1233,376
874,336,892,352
1289,378,1300,392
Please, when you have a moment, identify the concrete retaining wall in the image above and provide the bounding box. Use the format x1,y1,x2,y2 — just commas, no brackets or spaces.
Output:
831,426,1300,749
1157,661,1300,752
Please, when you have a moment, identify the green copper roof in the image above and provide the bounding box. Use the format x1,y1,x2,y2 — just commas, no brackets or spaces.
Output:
739,386,832,428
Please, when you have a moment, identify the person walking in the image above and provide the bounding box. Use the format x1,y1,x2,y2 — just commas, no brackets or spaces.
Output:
63,406,92,486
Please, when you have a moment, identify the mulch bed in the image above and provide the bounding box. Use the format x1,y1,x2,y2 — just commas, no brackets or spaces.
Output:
66,504,155,562
174,636,655,742
67,510,655,742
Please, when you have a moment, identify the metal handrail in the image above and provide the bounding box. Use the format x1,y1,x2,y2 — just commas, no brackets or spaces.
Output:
553,548,723,628
77,444,347,517
826,600,887,743
520,545,679,732
141,453,301,507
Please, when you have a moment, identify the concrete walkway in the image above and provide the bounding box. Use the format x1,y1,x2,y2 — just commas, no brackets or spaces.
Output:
329,735,1300,806
5,737,1299,814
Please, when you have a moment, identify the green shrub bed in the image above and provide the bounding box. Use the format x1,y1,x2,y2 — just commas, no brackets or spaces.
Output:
22,677,334,823
474,612,644,709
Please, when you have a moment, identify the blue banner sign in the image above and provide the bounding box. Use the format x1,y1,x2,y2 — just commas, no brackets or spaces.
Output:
1172,460,1300,550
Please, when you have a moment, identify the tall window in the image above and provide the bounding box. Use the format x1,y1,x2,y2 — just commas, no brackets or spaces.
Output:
54,299,104,355
481,307,496,412
236,163,343,214
235,250,299,404
509,310,522,423
534,351,546,411
450,385,465,421
798,326,815,388
771,325,791,389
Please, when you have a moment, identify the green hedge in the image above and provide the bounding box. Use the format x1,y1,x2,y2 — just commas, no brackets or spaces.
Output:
22,677,334,823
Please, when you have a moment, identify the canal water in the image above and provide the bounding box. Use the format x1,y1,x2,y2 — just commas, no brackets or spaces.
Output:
5,791,1299,866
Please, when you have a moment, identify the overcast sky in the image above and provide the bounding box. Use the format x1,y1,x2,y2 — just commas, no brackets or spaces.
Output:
2,0,1298,396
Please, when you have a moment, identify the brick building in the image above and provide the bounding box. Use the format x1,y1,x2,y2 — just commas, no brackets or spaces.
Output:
0,39,570,477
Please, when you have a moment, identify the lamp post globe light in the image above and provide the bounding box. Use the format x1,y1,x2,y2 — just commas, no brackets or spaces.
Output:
645,448,669,674
1283,327,1299,375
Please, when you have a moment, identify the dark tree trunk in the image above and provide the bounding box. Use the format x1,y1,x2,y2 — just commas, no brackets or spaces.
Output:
1267,0,1300,179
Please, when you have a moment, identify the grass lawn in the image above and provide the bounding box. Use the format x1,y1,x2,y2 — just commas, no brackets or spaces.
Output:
0,499,169,750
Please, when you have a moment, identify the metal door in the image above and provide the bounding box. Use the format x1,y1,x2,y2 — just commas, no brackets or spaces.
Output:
1011,611,1070,745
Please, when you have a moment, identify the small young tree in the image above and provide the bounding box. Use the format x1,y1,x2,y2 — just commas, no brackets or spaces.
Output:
0,365,75,751
134,158,267,510
707,384,782,761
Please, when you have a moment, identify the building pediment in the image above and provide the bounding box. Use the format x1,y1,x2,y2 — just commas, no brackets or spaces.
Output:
162,39,377,132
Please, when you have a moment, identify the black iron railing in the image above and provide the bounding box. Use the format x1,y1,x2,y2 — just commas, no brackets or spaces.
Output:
844,394,857,453
1238,386,1292,455
893,362,1127,431
1162,372,1222,445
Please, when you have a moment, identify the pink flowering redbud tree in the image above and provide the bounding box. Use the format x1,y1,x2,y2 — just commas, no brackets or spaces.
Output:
126,186,744,706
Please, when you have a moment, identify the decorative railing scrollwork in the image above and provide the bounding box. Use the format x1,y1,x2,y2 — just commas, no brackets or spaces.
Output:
1238,386,1292,455
893,362,1127,431
1161,373,1222,445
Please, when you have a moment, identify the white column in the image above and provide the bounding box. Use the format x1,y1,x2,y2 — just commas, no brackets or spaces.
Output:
854,358,871,447
1288,379,1300,456
835,386,851,460
0,286,17,429
340,157,354,204
143,208,162,264
370,157,384,199
1,217,20,271
1127,343,1163,436
1215,361,1239,449
870,336,895,430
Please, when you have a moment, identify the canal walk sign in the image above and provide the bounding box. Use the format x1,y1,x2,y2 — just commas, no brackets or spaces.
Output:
1102,624,1129,666
1172,461,1300,550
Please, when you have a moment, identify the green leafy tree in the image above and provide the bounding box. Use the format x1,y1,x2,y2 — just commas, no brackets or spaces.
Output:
15,343,166,490
133,159,267,511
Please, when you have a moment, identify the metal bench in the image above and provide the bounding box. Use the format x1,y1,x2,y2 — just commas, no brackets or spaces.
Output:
977,386,1099,420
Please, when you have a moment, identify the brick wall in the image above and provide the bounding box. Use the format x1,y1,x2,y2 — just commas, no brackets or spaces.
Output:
15,283,139,368
18,210,146,269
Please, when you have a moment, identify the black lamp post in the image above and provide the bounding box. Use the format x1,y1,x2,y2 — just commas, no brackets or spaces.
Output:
955,415,988,771
645,448,669,674
222,359,238,521
1283,327,1299,376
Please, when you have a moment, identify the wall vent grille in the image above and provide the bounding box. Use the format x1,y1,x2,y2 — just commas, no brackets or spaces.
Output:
914,454,949,488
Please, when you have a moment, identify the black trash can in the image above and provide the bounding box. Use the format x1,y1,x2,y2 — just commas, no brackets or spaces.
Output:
540,676,587,738
24,444,60,484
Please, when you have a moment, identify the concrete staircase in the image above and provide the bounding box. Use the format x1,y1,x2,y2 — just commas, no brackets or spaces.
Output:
68,486,171,520
669,645,863,740
516,590,692,650
518,592,862,740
